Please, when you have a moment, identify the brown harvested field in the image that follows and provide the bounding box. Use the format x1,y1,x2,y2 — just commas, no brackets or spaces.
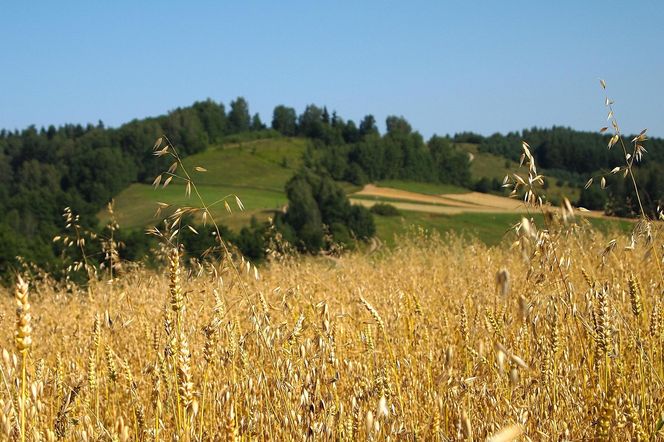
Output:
350,198,513,215
443,191,526,210
353,184,611,219
354,184,478,208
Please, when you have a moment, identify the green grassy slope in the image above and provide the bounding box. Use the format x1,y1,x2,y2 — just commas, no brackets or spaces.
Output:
179,137,306,190
373,211,632,246
99,137,307,229
106,184,287,230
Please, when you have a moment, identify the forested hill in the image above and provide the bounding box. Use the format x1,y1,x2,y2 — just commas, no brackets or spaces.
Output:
470,127,664,172
1,97,662,278
0,98,259,275
455,127,664,216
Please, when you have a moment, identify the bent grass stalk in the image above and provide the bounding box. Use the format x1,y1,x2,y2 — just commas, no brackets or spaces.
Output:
601,80,664,286
14,276,31,442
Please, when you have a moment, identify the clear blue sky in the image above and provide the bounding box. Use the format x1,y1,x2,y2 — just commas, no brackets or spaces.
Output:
2,1,663,137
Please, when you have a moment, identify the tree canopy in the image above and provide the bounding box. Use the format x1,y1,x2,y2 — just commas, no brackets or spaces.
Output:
276,169,375,252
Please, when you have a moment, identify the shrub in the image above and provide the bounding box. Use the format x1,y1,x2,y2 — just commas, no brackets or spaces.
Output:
474,177,491,193
370,203,401,216
278,168,375,251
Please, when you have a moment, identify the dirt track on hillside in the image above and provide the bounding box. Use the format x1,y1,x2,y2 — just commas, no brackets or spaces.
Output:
352,184,611,219
350,199,511,215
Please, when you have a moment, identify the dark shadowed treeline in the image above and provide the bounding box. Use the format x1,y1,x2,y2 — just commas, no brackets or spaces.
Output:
275,169,375,252
296,110,472,187
477,126,664,172
460,127,664,216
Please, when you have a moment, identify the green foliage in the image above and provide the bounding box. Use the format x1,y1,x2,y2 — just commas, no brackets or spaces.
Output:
298,105,326,140
251,113,265,131
473,177,491,193
272,105,298,136
453,131,485,144
5,91,659,283
473,177,502,194
386,116,412,134
221,129,280,144
478,127,664,216
283,172,324,251
228,97,251,133
192,99,227,142
234,219,269,262
0,223,29,281
370,202,401,216
346,205,376,239
598,163,664,217
577,186,607,211
359,115,379,138
307,119,472,188
428,136,472,186
116,229,156,262
176,215,268,264
279,169,375,252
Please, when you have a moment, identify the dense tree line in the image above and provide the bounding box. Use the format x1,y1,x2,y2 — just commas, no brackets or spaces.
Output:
275,169,375,252
577,162,663,216
272,106,473,187
0,97,478,278
468,127,664,215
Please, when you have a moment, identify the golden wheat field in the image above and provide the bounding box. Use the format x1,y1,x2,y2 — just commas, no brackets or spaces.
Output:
0,216,662,441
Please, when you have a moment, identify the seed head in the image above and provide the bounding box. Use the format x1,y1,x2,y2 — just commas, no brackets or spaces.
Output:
169,248,184,315
14,275,32,354
628,275,643,318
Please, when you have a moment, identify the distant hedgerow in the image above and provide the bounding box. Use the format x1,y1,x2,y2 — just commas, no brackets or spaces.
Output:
370,203,401,216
